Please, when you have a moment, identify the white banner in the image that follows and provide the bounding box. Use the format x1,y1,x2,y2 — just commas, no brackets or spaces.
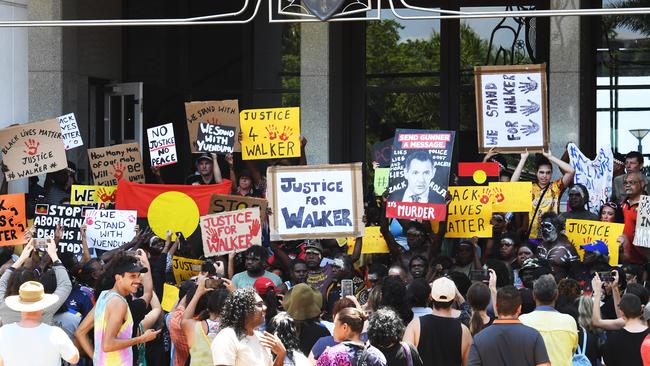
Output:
58,113,83,150
84,209,137,250
568,143,613,214
147,123,177,167
634,195,650,248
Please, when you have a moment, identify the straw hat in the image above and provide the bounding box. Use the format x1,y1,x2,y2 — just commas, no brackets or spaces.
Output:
5,281,59,312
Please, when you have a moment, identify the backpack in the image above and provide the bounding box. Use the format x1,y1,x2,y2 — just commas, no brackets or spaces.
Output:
572,327,592,366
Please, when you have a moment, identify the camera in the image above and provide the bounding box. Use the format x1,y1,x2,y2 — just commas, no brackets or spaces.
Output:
470,269,490,283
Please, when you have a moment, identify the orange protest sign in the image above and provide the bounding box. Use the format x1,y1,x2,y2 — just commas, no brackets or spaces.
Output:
0,194,26,246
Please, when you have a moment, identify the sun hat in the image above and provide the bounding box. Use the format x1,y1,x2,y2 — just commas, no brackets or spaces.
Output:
283,283,322,321
5,281,59,312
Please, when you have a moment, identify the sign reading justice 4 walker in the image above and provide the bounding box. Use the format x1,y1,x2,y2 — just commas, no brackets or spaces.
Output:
240,107,301,160
267,163,365,241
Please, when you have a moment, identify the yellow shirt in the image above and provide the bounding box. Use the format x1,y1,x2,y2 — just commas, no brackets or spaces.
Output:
519,308,578,366
529,178,565,239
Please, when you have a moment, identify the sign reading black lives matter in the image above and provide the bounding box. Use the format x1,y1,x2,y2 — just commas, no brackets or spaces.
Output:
386,129,455,221
267,163,364,241
196,123,236,154
34,204,92,256
634,195,650,248
475,64,548,153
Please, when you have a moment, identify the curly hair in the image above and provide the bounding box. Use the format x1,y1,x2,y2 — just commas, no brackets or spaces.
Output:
220,288,258,339
379,276,413,324
266,312,302,363
368,308,405,348
197,288,229,321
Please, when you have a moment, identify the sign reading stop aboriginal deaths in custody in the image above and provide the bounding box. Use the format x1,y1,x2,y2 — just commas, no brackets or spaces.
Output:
196,123,236,154
0,119,68,182
147,123,177,168
475,64,549,153
634,195,650,248
446,186,494,238
34,204,91,256
84,209,137,251
568,143,613,214
185,100,240,153
566,219,624,266
267,163,365,241
0,194,26,246
209,194,268,223
240,107,301,160
201,207,262,257
58,113,83,150
88,142,145,186
386,129,455,221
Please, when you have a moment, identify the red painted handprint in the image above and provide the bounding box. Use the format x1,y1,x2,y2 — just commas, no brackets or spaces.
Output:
111,163,125,180
479,188,491,204
206,227,220,244
249,219,261,237
266,125,279,140
23,139,40,156
96,187,115,202
279,126,293,141
493,187,505,203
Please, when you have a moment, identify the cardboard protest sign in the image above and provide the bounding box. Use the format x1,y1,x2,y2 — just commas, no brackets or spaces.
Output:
475,64,548,153
566,219,623,265
200,207,262,257
185,100,240,153
240,107,301,160
634,195,650,248
0,194,26,246
267,163,365,241
58,113,83,150
372,138,393,168
70,185,117,205
196,123,236,154
346,226,389,254
208,194,268,223
161,283,179,312
386,129,455,221
568,143,613,214
374,168,389,196
446,186,493,238
34,204,90,256
84,209,137,251
172,256,203,284
147,123,177,168
0,119,68,181
88,142,145,186
488,181,533,213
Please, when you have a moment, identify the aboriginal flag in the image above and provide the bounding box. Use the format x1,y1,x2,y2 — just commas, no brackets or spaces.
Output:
458,162,500,186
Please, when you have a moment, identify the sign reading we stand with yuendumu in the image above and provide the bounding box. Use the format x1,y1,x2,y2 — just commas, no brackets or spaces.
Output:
147,123,177,168
196,123,236,154
240,107,301,160
201,207,262,257
88,142,145,186
386,129,454,221
266,163,365,241
84,209,137,251
475,64,548,153
185,100,240,153
0,119,68,181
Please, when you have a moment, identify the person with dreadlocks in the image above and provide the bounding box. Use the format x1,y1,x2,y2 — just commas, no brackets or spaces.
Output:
212,287,287,366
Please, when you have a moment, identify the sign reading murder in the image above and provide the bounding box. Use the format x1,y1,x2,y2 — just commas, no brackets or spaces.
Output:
58,113,83,150
446,186,493,238
0,119,68,181
566,219,624,265
634,195,650,248
84,209,137,251
267,163,365,241
568,143,613,214
488,181,533,213
172,256,204,284
208,194,268,223
88,142,145,186
240,107,301,160
71,185,117,205
372,138,393,168
386,129,455,221
475,64,548,153
185,100,240,153
346,226,389,254
34,204,90,255
201,207,262,256
0,194,26,246
196,123,236,154
147,123,177,168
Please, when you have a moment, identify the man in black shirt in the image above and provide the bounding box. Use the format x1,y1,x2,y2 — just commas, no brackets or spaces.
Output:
185,153,223,185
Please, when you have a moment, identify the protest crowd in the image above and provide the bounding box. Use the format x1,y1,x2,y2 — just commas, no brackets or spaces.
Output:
1,98,650,366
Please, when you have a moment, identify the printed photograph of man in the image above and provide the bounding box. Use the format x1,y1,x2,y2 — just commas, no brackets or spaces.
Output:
389,151,438,204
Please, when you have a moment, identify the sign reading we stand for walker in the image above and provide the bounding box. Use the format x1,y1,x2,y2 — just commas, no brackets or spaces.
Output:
201,207,262,257
386,129,455,221
266,163,365,241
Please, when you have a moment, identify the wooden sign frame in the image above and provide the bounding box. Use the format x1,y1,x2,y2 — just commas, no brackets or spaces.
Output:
474,63,549,153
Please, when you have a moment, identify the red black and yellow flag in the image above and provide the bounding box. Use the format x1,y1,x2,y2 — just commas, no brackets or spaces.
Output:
458,162,500,186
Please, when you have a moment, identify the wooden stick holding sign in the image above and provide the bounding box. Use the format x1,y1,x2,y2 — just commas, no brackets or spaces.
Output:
185,100,240,153
201,207,262,257
475,64,549,153
240,107,301,160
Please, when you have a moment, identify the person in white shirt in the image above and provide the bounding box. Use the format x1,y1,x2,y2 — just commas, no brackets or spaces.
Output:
0,281,79,366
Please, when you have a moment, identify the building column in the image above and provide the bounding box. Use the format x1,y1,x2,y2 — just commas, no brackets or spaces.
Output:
300,23,329,164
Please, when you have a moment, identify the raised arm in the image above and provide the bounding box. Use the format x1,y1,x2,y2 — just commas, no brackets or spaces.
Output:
379,203,404,264
47,239,73,312
543,150,575,187
141,291,162,330
591,275,625,330
270,241,291,275
136,249,153,306
510,151,529,182
79,224,91,266
225,154,237,193
212,153,224,184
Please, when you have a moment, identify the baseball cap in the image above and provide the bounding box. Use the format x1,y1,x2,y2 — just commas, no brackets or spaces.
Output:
253,277,279,296
113,261,148,274
196,153,213,163
581,240,609,257
431,277,457,302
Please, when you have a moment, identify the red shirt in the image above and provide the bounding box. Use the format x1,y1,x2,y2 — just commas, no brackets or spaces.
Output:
642,334,650,365
622,199,645,264
169,305,190,366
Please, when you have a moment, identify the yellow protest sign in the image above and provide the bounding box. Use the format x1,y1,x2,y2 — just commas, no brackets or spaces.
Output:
70,185,117,205
161,283,180,312
488,182,532,213
565,219,624,266
446,186,493,238
240,107,301,160
172,256,203,284
374,168,389,196
347,226,389,254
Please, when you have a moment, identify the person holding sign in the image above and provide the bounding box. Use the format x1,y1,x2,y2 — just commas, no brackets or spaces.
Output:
511,150,575,239
621,171,649,264
185,153,224,185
